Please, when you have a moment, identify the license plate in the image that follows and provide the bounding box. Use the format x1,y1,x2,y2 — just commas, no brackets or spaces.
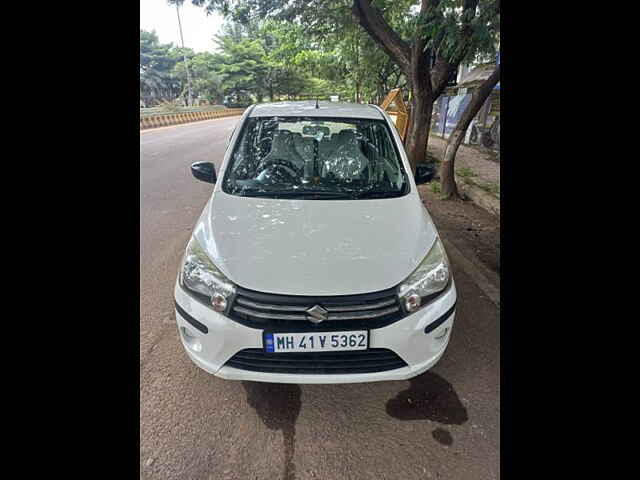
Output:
264,331,368,353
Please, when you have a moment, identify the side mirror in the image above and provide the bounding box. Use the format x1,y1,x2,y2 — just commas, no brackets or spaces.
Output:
191,162,217,183
415,164,436,185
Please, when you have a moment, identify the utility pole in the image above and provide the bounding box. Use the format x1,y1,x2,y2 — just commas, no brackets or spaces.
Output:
175,3,193,106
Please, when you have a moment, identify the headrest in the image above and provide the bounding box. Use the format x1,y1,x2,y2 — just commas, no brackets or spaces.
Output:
270,130,296,156
336,130,358,146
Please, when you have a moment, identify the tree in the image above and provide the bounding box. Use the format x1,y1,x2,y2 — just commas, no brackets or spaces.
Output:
169,46,198,104
254,21,311,100
140,30,181,104
181,52,225,103
212,26,270,102
439,63,500,199
351,0,499,171
174,0,499,172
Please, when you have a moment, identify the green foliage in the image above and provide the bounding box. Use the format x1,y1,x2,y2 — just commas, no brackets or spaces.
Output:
174,0,497,104
139,30,181,103
213,34,267,100
478,180,500,197
156,0,498,108
140,29,224,105
205,17,368,103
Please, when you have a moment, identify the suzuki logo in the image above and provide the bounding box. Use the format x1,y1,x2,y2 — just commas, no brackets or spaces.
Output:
306,305,328,324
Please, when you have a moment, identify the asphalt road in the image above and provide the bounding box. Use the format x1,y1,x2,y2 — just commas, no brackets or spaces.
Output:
140,117,500,480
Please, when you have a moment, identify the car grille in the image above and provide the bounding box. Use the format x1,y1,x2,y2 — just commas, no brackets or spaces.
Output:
228,286,404,330
224,348,408,374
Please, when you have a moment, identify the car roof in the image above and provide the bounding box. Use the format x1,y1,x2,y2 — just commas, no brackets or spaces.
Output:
248,101,385,120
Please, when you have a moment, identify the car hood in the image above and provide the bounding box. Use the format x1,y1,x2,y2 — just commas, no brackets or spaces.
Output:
192,191,437,296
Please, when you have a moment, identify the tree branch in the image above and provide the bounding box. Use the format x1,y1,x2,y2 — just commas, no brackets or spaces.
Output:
430,56,454,98
430,0,480,95
351,0,411,73
414,0,441,58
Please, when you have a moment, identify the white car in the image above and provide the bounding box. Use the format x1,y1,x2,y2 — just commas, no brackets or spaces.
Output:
174,101,457,384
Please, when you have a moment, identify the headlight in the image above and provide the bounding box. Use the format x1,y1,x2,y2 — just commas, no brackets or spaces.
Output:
398,237,450,313
179,236,236,312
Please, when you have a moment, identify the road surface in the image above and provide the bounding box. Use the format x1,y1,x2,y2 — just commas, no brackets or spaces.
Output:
140,117,500,480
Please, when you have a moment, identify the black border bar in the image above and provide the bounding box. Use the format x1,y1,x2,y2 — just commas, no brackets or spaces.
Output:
424,302,457,334
175,301,209,334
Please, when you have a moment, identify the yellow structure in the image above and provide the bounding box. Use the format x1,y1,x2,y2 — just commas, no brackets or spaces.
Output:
380,89,409,141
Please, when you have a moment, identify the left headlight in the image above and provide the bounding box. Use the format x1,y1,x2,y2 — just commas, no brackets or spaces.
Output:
179,236,236,312
398,237,450,313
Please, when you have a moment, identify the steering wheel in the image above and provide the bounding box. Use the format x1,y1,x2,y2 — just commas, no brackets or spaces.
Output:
256,158,300,180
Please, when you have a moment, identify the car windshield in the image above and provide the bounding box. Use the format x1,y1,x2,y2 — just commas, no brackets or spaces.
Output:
222,116,409,199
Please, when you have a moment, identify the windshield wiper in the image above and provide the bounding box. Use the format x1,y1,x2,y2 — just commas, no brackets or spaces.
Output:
352,189,403,199
237,189,355,199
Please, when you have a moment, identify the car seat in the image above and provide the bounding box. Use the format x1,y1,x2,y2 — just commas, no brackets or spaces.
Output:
319,132,343,162
320,130,369,181
259,130,306,171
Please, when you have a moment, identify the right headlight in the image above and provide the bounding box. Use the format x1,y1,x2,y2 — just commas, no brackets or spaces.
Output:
179,236,236,313
398,237,450,313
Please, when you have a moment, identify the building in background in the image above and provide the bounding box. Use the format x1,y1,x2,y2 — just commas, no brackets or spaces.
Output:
431,61,500,151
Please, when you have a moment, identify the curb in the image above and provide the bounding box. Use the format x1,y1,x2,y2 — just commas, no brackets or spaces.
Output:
456,175,500,217
140,108,245,130
441,237,500,308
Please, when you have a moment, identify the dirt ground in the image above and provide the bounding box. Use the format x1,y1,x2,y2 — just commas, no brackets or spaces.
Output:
418,184,500,275
428,137,500,188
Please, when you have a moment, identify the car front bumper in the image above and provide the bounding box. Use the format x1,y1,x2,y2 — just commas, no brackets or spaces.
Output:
174,280,457,384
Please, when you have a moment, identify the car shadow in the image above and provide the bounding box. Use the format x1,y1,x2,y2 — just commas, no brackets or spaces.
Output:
242,381,302,480
386,371,468,445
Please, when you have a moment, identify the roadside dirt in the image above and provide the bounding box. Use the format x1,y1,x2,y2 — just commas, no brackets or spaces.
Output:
428,137,500,187
418,184,500,275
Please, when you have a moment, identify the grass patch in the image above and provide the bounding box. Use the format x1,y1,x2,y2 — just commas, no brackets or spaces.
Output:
478,181,500,197
430,181,442,194
140,104,226,117
456,167,477,178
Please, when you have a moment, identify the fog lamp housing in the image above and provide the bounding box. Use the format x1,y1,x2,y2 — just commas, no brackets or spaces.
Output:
211,292,228,312
405,292,422,312
180,327,202,352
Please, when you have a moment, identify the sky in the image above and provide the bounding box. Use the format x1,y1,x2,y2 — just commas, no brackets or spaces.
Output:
140,0,225,53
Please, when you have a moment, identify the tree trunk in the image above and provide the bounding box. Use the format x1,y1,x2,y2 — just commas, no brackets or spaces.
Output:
440,65,501,199
350,0,485,172
405,92,433,172
439,128,465,199
405,60,435,172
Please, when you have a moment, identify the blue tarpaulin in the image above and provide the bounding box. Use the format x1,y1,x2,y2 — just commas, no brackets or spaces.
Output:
435,93,472,137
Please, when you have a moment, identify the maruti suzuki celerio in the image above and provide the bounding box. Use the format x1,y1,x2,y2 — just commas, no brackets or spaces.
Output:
174,101,457,384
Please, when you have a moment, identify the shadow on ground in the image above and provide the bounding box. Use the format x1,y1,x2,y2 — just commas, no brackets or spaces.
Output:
386,371,468,445
242,381,302,480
